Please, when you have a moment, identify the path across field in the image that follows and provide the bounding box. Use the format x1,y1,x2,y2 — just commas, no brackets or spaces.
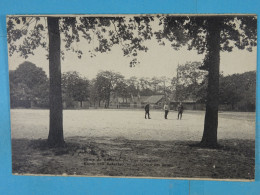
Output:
10,109,255,141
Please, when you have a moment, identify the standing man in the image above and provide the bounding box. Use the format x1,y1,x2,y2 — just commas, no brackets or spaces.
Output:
177,102,184,120
164,102,169,119
145,103,151,119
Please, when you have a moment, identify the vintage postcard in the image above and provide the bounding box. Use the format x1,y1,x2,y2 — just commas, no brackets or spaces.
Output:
7,14,256,180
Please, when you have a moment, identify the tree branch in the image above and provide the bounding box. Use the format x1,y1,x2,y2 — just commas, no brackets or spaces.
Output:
111,19,124,48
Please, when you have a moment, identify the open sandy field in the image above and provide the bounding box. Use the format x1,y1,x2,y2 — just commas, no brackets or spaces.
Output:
10,109,255,141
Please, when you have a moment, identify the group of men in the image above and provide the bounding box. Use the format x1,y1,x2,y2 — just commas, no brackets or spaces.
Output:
144,102,184,120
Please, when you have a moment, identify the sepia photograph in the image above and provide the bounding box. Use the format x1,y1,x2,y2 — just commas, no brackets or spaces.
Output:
7,14,256,180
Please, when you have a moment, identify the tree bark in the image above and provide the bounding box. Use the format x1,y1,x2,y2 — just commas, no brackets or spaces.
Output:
47,17,64,147
200,18,222,147
107,93,110,108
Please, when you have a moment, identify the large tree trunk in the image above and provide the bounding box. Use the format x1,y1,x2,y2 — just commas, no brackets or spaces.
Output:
200,18,222,147
47,17,64,147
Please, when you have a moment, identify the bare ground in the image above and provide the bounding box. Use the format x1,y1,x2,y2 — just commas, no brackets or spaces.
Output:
12,137,255,180
11,109,255,141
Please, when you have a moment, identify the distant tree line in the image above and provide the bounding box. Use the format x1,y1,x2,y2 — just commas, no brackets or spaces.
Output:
195,71,256,111
219,71,256,111
9,61,256,111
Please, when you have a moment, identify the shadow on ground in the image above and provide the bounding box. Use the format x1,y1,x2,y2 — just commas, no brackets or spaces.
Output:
12,137,255,180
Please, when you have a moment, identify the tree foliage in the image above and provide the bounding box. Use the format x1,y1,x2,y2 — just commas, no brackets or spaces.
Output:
9,61,49,107
219,71,256,111
95,71,125,107
156,16,256,69
62,71,90,107
7,16,155,66
171,61,207,101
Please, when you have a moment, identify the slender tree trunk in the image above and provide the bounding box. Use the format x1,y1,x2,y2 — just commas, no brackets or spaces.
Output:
47,17,64,147
200,18,222,147
107,93,110,108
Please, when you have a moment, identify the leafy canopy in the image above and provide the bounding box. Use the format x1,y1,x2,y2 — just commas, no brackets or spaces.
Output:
155,15,257,69
7,16,155,66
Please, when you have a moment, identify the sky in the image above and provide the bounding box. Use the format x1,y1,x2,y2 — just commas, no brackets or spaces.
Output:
8,16,257,80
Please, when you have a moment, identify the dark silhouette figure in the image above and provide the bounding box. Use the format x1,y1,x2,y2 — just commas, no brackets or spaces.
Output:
145,104,151,119
177,102,184,120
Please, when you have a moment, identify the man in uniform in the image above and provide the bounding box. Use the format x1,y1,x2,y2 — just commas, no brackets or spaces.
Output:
145,104,151,119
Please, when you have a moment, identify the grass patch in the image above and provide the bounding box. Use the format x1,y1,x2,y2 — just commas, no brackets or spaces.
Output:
12,137,254,180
